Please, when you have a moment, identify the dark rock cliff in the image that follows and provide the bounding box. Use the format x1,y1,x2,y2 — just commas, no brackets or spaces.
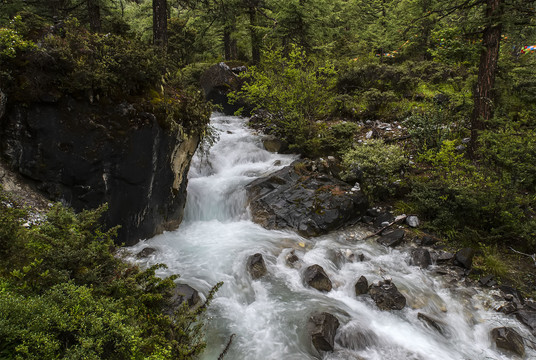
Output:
0,95,200,245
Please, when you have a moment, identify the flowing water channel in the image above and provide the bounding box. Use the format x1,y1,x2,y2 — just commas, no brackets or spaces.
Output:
128,113,534,360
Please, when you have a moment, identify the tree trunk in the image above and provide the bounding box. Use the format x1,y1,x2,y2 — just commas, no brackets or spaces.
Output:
469,0,503,158
223,23,238,60
248,5,261,64
87,0,101,32
153,0,168,48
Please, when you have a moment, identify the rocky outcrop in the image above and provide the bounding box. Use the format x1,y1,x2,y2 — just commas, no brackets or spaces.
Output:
0,97,200,245
308,312,340,352
200,62,243,115
369,280,406,310
246,162,368,237
304,265,333,292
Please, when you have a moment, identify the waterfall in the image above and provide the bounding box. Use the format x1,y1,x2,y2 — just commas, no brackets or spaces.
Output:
128,113,534,360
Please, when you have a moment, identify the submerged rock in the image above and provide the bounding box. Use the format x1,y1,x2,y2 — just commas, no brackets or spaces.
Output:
262,135,288,153
246,162,368,237
247,253,267,279
491,327,525,357
308,312,340,352
136,247,157,259
369,280,406,310
418,313,448,335
304,264,332,292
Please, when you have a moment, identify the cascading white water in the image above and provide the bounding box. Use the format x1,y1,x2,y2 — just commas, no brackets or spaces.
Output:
128,113,534,360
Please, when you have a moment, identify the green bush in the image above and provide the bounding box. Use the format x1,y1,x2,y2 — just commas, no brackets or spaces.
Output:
0,190,220,359
341,139,407,200
408,140,536,248
230,45,337,154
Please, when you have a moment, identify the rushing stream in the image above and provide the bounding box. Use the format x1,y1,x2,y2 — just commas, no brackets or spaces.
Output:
128,113,534,360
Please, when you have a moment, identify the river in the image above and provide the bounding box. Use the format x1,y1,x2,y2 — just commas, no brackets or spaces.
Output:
127,113,534,360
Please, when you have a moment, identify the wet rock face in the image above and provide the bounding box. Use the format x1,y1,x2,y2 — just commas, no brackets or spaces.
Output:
304,264,333,292
0,98,200,245
491,327,525,357
369,280,406,310
246,162,369,237
308,312,340,352
247,253,267,279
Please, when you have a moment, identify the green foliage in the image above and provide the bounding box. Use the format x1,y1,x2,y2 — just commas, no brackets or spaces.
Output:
41,18,163,97
405,105,461,150
341,139,407,200
231,45,337,155
0,191,220,359
473,243,509,278
408,140,536,248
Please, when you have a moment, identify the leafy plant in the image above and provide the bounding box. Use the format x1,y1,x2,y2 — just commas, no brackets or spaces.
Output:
230,45,337,154
341,139,407,200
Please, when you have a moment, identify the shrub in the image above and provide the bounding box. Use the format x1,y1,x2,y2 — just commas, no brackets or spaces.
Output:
341,139,407,200
0,193,221,359
408,140,536,248
230,45,337,154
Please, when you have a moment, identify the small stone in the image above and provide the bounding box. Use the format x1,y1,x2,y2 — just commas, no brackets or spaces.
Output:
304,264,332,292
366,130,373,139
369,280,406,310
285,250,300,268
355,276,369,296
247,253,267,279
406,215,420,228
136,247,157,259
309,312,340,352
454,248,475,269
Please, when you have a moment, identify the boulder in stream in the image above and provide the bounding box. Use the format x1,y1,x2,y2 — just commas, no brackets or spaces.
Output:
308,312,340,352
247,253,267,279
491,327,525,357
354,276,369,296
304,265,332,292
165,283,201,315
377,229,405,247
369,280,406,310
246,162,368,237
410,248,431,269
